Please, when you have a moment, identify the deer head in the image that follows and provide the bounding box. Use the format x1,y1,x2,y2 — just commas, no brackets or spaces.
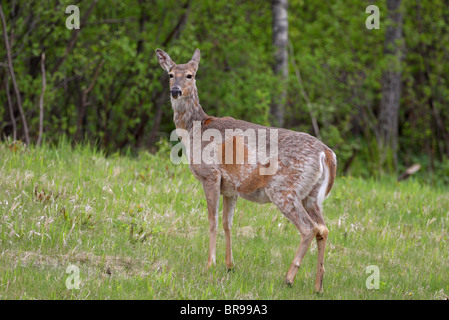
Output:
155,48,201,100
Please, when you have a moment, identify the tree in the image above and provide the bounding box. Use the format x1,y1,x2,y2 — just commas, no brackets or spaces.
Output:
271,0,288,127
378,0,403,171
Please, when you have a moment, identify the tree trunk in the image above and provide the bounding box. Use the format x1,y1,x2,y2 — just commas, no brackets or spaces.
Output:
378,0,403,170
271,0,288,127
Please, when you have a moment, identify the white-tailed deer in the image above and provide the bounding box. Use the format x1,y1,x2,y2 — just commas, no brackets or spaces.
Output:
155,48,337,293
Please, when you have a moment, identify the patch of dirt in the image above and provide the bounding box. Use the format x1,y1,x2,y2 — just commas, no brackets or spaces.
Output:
1,249,168,278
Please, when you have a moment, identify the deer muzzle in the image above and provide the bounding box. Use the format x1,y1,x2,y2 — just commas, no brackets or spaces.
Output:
170,87,182,99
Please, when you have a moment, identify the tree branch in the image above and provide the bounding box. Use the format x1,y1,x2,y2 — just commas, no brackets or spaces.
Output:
52,0,98,74
0,4,30,144
5,74,17,141
288,41,321,140
37,52,46,146
162,0,191,47
76,58,105,141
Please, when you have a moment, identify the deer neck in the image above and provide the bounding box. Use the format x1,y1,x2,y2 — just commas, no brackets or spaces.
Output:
171,85,207,131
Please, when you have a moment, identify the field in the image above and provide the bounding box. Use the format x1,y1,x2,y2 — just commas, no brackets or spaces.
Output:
0,140,448,300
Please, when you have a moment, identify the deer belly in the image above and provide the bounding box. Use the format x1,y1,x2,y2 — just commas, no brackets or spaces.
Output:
220,169,272,203
238,188,271,203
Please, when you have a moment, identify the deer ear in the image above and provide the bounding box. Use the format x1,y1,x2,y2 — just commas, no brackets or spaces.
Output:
191,49,200,64
155,48,176,72
189,48,200,70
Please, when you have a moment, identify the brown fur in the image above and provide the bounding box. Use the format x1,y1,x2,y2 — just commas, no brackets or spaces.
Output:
217,136,272,194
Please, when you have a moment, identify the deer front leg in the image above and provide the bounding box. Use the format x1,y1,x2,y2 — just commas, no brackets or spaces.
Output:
202,178,221,268
223,195,237,270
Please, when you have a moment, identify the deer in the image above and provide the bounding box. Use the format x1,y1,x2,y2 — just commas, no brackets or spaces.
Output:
155,48,337,293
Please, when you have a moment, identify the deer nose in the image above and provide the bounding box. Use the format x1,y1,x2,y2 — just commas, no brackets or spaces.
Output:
170,87,182,98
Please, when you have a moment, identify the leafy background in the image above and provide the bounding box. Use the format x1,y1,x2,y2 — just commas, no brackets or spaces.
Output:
1,0,448,184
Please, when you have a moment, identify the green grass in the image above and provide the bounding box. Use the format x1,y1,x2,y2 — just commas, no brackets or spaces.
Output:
0,140,448,300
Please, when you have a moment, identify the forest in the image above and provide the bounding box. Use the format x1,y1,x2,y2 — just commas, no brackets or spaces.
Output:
1,0,449,184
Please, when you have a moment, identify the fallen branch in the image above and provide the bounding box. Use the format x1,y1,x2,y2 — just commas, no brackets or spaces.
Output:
397,164,421,182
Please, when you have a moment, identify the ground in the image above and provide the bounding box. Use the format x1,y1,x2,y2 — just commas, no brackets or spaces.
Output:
0,141,448,299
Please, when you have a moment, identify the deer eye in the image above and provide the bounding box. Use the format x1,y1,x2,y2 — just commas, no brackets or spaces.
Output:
186,74,193,79
169,74,174,78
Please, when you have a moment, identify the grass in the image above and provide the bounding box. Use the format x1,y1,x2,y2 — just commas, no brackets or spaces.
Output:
0,140,448,300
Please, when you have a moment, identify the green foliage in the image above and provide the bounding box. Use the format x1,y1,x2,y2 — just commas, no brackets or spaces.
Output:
0,0,448,182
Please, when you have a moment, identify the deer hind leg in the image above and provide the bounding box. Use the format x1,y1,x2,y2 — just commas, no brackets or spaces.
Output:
303,193,329,293
223,195,237,270
285,219,316,286
315,221,329,293
202,177,221,268
267,190,318,286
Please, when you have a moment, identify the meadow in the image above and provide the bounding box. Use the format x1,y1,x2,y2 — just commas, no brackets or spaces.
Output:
0,140,448,300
